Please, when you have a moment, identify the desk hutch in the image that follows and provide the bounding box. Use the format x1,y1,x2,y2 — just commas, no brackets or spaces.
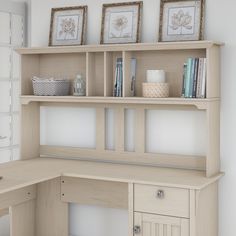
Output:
0,41,223,236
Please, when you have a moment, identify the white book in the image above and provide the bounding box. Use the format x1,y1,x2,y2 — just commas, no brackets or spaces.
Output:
196,58,203,98
201,58,207,98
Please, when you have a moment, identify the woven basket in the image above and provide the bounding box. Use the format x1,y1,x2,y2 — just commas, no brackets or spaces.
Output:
32,77,70,96
142,82,169,98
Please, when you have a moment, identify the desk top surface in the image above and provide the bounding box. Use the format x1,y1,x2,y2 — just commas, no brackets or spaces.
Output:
0,157,223,194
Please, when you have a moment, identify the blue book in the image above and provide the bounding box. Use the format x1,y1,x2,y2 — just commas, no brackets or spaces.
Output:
184,58,193,98
182,63,187,97
192,58,199,98
114,58,123,97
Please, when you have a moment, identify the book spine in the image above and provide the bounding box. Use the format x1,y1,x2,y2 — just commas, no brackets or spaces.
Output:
118,60,121,97
113,61,118,97
131,58,137,97
116,62,120,97
196,58,203,98
189,58,195,98
114,58,123,97
182,63,187,97
185,58,192,98
201,58,207,98
192,58,199,98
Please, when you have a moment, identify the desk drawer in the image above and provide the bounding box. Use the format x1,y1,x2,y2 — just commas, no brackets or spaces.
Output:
134,184,189,218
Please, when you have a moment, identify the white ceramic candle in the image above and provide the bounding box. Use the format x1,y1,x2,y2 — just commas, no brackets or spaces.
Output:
146,70,166,83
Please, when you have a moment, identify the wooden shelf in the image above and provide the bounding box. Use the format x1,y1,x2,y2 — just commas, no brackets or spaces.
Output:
20,96,219,110
16,41,223,54
18,40,223,177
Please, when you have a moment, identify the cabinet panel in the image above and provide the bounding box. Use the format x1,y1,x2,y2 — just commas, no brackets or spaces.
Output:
134,212,189,236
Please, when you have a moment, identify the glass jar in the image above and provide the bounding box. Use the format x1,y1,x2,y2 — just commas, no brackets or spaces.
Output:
73,74,86,96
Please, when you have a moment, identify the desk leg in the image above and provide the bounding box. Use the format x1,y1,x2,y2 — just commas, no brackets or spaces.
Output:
36,178,68,236
128,183,134,236
10,199,35,236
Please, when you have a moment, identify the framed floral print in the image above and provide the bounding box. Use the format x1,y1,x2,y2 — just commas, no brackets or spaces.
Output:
101,2,143,44
49,6,87,46
159,0,205,42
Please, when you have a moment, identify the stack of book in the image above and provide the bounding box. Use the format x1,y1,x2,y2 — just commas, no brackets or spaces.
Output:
182,58,207,98
113,58,123,97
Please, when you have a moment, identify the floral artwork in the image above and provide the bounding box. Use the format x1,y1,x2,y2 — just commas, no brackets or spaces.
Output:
49,6,87,46
168,7,194,35
112,15,129,37
159,0,204,42
170,9,193,32
109,12,133,39
101,2,143,44
57,16,79,40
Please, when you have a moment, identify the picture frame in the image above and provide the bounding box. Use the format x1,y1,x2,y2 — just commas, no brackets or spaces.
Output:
101,1,143,44
49,6,87,46
159,0,205,42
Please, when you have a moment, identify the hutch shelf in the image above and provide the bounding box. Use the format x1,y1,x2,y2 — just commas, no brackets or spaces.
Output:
17,41,222,177
0,41,223,236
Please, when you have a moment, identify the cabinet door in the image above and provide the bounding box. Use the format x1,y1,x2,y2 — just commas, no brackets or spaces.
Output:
134,212,189,236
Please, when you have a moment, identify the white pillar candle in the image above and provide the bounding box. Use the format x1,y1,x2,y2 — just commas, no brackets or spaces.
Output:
146,70,166,83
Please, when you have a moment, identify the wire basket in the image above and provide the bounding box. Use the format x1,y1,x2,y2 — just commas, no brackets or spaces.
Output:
32,77,70,96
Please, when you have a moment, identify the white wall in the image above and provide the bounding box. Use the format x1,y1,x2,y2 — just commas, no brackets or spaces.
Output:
29,0,236,236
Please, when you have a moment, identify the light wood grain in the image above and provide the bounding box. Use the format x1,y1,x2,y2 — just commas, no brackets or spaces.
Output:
128,183,134,236
39,53,86,89
0,185,36,210
20,95,218,110
61,177,128,209
40,145,206,171
0,158,223,195
135,107,145,154
15,40,223,235
134,212,189,236
206,101,220,177
134,184,189,218
16,41,223,55
35,178,68,236
123,51,132,97
195,182,218,236
21,54,39,95
96,107,105,151
10,199,35,236
87,52,104,96
21,103,40,160
206,45,221,98
115,107,125,152
104,52,114,97
189,189,196,236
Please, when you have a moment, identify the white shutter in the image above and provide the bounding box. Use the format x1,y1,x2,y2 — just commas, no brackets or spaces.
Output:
0,2,26,163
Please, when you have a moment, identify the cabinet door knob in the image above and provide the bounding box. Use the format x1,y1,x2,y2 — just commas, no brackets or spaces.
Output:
157,190,165,199
134,225,141,234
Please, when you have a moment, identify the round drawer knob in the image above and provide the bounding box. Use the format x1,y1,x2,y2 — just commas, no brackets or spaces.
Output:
157,190,165,199
134,226,141,234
